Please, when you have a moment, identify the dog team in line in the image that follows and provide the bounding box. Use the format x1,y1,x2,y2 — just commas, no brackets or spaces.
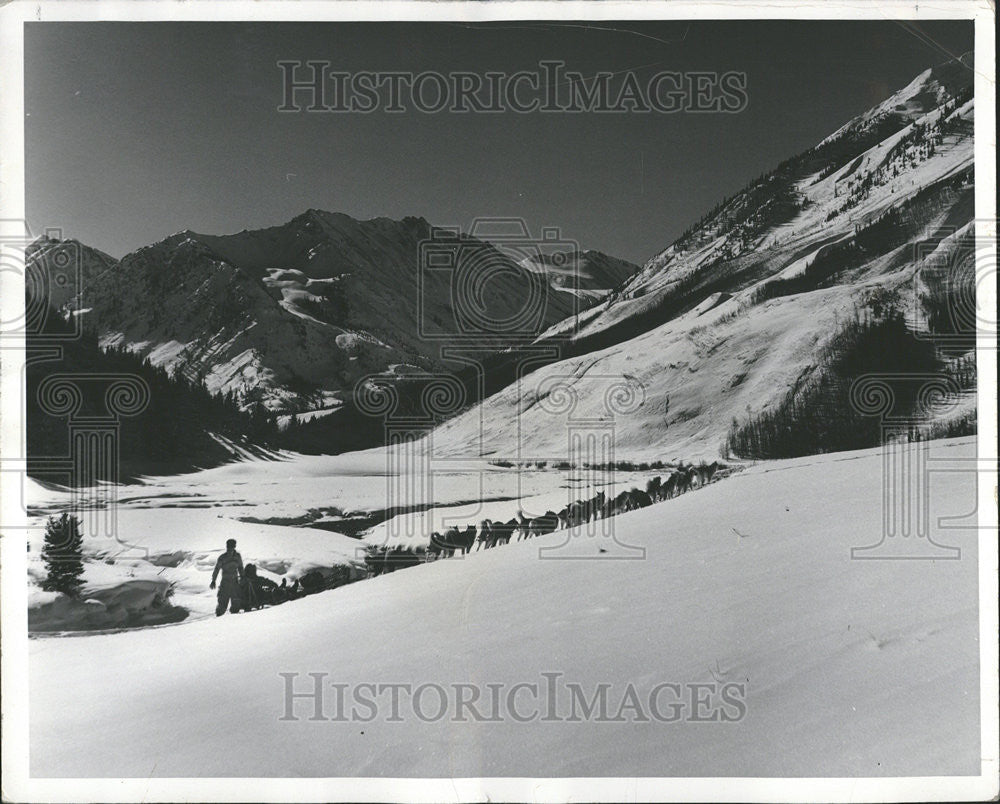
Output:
425,460,726,559
214,460,729,596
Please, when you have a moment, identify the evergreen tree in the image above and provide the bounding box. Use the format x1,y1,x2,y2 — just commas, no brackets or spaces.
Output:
41,513,85,597
26,301,280,480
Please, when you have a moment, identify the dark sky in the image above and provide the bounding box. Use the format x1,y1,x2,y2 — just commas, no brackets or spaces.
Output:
25,20,973,265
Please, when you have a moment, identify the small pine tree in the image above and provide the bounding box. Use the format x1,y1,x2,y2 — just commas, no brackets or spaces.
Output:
41,513,85,597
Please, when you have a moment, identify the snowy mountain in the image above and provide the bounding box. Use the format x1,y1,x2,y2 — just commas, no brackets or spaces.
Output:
25,236,117,311
613,51,974,306
39,211,637,414
27,53,975,463
519,248,639,302
431,53,977,460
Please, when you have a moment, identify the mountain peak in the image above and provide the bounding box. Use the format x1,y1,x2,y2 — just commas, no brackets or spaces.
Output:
51,205,631,414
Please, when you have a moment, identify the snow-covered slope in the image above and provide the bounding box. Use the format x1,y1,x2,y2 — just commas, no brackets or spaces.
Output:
818,51,974,146
28,437,980,777
431,54,976,460
619,51,974,304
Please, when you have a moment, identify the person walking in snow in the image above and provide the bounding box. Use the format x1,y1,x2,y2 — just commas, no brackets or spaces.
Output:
210,538,244,617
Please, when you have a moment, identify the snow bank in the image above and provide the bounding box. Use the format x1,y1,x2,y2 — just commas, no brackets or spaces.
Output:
28,579,186,633
28,438,981,778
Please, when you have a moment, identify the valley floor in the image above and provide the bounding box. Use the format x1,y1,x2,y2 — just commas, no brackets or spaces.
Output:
27,437,982,778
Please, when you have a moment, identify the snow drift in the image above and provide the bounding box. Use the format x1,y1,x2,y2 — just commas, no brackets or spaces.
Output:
29,437,980,778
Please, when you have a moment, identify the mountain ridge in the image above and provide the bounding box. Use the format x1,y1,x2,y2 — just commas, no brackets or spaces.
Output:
32,210,639,415
28,52,976,459
428,52,976,460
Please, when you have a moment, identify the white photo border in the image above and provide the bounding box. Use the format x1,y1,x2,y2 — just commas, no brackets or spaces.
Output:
0,1,995,802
